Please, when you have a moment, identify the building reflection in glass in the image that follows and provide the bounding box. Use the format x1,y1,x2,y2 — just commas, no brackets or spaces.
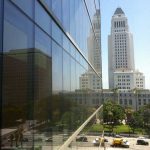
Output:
80,9,102,90
0,0,101,149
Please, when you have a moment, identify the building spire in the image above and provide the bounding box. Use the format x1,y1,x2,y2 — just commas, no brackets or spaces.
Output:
114,7,125,15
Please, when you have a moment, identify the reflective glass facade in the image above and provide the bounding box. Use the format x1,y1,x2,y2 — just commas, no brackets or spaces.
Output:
0,0,101,149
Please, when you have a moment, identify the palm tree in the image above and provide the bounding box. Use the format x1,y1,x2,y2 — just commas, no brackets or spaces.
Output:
111,87,119,103
132,88,139,111
125,106,134,124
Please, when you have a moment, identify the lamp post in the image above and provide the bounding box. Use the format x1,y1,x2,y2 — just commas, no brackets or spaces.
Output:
133,88,138,111
118,90,120,105
136,92,138,111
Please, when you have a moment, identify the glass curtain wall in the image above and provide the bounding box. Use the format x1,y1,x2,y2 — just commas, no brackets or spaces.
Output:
0,0,101,149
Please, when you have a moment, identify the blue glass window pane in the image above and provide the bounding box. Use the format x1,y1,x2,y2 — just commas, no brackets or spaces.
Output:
43,0,51,9
4,0,34,52
69,0,76,39
76,62,80,89
52,41,62,92
76,51,80,63
63,51,71,91
63,34,70,53
51,0,62,22
35,1,51,36
35,26,51,57
3,1,34,146
71,58,76,91
11,0,34,18
62,0,70,31
80,56,85,68
0,0,3,115
52,21,62,45
75,0,80,44
0,0,3,52
95,0,100,9
85,0,96,21
70,44,76,58
83,59,88,71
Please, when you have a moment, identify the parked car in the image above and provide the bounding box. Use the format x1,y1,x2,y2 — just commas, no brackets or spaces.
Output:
8,137,28,142
63,133,69,141
93,138,100,146
76,136,88,142
22,138,28,142
93,137,108,146
104,138,108,142
115,134,122,138
7,138,15,142
136,139,149,145
45,137,53,142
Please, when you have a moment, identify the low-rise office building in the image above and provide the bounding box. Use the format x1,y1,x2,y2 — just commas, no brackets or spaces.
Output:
114,70,145,90
70,89,150,111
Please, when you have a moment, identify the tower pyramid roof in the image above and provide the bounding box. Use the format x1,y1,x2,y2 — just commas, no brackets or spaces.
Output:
114,7,125,15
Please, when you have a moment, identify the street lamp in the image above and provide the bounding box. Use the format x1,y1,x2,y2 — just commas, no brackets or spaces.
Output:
133,89,138,111
118,90,120,105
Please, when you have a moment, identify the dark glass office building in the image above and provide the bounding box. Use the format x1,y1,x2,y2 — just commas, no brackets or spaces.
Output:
0,0,101,149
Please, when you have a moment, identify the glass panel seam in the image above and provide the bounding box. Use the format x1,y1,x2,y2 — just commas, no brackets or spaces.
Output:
0,0,4,146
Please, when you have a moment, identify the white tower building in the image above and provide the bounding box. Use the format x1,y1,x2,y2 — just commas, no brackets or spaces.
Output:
108,8,145,90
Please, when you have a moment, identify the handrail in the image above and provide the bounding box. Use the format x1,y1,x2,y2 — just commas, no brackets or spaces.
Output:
59,105,103,150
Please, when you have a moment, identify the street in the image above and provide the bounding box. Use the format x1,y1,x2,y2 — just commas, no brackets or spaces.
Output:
2,134,150,150
42,136,150,150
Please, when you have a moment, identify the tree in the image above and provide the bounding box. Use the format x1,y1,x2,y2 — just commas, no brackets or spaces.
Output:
127,104,150,135
127,111,143,133
103,100,125,132
125,106,134,124
141,104,150,137
132,88,140,111
111,88,119,103
60,106,95,131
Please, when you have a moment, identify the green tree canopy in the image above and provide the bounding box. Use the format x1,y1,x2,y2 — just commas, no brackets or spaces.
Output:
103,100,125,131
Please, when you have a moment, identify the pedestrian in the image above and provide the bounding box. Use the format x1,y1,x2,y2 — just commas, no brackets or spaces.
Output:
15,131,19,147
9,134,14,147
20,132,23,147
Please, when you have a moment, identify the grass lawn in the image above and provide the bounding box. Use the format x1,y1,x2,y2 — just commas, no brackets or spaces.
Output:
113,125,130,133
89,124,145,135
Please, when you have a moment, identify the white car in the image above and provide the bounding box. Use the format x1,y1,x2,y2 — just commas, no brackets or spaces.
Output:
121,139,130,148
92,137,108,146
92,138,100,146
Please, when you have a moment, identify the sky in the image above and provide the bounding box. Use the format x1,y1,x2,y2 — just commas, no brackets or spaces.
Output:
100,0,150,89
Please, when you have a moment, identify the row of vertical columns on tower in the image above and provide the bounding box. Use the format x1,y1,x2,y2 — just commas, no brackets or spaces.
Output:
114,21,125,28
